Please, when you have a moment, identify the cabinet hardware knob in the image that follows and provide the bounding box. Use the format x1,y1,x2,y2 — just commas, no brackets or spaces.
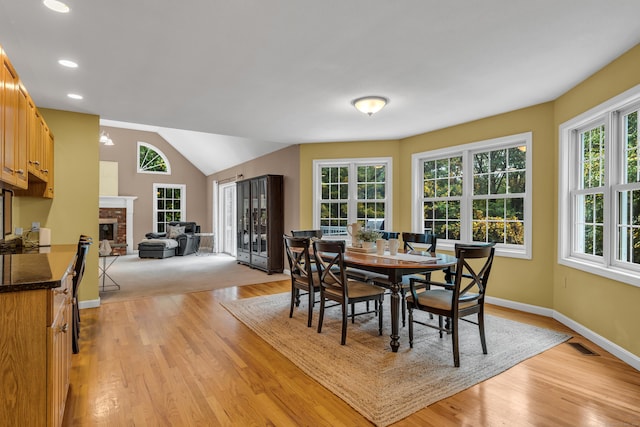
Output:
34,161,40,166
17,169,24,175
59,323,69,333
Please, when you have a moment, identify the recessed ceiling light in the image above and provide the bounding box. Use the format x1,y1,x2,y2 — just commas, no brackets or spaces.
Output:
67,93,83,100
43,0,70,13
58,59,78,68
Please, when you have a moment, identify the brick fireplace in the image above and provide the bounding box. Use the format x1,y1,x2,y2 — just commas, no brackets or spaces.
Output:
98,212,126,255
98,196,137,255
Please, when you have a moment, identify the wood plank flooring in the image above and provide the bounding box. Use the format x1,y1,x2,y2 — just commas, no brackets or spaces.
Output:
63,280,640,426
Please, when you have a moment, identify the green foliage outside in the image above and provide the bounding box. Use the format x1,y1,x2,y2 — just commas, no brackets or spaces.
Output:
140,145,168,172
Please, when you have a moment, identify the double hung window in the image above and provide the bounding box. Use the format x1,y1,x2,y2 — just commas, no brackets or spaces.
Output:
153,183,186,233
313,158,392,235
559,85,640,286
412,133,532,258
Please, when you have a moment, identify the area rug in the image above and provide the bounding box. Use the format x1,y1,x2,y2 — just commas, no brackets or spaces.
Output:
222,293,570,426
99,253,289,303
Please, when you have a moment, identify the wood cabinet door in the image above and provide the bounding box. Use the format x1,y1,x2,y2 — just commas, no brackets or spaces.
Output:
14,84,28,189
1,54,18,185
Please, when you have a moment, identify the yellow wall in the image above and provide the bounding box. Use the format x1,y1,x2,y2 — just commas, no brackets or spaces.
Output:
400,103,556,308
300,45,640,358
553,45,640,356
14,109,100,303
299,139,401,230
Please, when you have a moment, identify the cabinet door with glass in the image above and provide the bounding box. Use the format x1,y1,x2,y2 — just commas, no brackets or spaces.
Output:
236,180,251,263
235,174,283,274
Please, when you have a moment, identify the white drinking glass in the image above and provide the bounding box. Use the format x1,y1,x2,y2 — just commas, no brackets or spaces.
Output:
388,238,399,255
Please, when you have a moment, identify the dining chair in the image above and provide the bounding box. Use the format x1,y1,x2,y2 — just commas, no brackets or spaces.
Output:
291,229,323,239
283,235,319,327
370,231,439,327
406,243,495,367
312,239,385,345
72,234,93,354
379,231,399,240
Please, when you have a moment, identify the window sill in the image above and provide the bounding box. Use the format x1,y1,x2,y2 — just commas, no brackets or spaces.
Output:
558,257,640,288
438,241,531,260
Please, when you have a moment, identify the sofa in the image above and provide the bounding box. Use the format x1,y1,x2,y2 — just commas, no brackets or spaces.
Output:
138,221,201,258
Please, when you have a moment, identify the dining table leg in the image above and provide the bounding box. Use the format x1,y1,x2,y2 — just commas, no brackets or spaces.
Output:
389,281,401,352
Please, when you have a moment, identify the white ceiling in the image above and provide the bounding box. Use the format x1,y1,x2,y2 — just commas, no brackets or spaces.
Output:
1,1,640,176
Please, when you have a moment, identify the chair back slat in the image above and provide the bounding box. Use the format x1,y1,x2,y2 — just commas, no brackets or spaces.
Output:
312,240,347,297
402,232,437,254
283,235,314,283
453,244,495,302
291,229,323,239
380,231,399,240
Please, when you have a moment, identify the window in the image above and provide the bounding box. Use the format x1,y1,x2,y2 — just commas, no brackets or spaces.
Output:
412,133,532,258
313,158,392,235
559,84,640,287
138,142,171,174
153,184,185,233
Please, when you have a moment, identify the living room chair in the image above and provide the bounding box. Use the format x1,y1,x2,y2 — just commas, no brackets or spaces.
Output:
406,243,495,367
312,239,385,345
283,235,319,327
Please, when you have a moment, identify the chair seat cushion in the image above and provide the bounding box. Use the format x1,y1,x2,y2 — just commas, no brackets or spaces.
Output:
406,289,479,310
138,238,179,249
324,280,386,299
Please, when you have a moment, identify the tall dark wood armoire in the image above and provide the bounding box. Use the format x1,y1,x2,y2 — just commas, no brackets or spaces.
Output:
236,174,284,274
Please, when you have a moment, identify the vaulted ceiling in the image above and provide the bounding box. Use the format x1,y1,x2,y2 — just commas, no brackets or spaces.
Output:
2,1,640,175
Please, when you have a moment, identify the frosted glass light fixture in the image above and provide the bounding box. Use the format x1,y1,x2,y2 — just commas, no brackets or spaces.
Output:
43,0,70,13
352,96,388,116
99,131,114,146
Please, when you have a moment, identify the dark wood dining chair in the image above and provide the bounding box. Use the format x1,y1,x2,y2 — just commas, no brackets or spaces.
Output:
291,229,323,239
72,234,93,354
370,231,439,326
406,243,495,367
283,235,319,327
312,239,385,345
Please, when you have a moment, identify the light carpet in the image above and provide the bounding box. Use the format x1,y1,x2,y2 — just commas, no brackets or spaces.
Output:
99,253,289,303
222,292,570,427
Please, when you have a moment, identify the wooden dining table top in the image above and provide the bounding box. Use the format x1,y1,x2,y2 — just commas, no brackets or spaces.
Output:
342,250,457,270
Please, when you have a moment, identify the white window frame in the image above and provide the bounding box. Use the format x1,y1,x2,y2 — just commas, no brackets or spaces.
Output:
153,183,186,233
313,157,393,234
412,132,533,259
559,83,640,287
137,142,171,174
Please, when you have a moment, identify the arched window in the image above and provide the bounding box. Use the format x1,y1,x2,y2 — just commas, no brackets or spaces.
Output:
137,142,171,174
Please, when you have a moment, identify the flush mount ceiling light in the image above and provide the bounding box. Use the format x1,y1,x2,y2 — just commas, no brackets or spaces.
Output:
351,96,388,116
43,0,70,13
99,131,114,146
58,59,78,68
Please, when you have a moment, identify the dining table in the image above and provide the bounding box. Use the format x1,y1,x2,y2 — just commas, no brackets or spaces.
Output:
341,249,457,352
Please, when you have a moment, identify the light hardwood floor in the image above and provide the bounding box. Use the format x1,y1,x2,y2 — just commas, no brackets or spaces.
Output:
63,280,640,426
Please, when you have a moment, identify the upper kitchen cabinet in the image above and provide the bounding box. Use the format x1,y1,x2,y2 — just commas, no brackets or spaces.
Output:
1,49,27,189
1,44,55,198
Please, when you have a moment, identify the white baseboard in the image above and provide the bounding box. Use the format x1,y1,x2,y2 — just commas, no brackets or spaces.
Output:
486,296,640,371
79,298,100,309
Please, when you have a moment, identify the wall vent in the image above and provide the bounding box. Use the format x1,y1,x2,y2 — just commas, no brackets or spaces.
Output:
567,342,599,356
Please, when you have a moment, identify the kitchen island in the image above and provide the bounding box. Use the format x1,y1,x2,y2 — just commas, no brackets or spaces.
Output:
0,245,77,427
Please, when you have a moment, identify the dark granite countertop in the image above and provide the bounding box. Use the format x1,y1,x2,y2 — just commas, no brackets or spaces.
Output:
0,244,77,293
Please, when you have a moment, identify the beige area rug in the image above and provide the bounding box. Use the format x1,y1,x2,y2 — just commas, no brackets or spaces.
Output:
222,293,570,427
99,253,289,303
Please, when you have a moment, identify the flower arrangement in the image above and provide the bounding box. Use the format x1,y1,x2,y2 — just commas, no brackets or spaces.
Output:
355,228,383,243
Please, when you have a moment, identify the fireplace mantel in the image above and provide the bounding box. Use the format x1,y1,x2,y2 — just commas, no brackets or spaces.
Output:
99,196,137,254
